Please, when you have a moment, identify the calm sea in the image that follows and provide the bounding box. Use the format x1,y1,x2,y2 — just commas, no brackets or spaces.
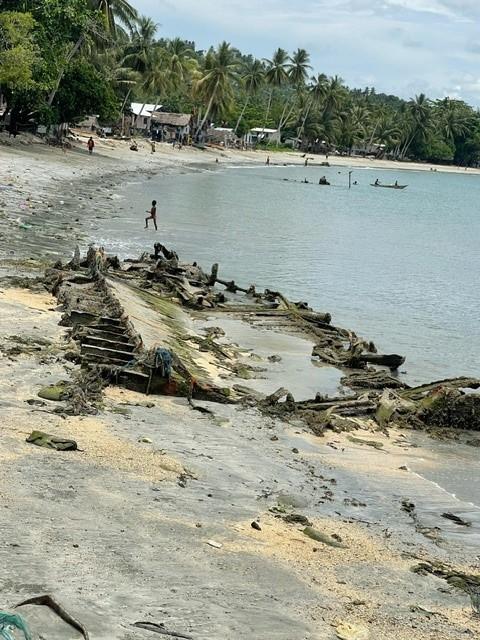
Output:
91,162,480,386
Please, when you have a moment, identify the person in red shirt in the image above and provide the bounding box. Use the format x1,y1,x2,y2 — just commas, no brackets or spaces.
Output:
87,137,95,155
145,200,157,231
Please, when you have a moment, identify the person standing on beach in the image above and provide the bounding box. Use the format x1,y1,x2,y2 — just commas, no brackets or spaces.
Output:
145,200,157,231
266,156,270,166
87,137,95,155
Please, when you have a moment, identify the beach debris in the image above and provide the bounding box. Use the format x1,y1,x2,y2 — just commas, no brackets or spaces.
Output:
303,526,346,548
187,397,214,415
268,354,282,363
409,604,445,619
264,387,290,405
132,621,194,639
341,369,406,391
412,559,480,593
401,499,417,516
346,435,384,450
469,585,480,615
26,398,46,407
251,521,262,531
283,514,312,526
343,498,366,507
206,540,222,549
335,621,369,639
441,512,472,527
138,437,153,444
0,612,31,640
398,465,409,471
37,383,69,402
15,595,89,640
26,431,78,451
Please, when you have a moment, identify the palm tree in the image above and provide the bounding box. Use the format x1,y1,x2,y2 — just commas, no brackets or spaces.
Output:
262,48,289,131
336,103,366,154
436,98,471,144
135,46,171,129
162,38,198,89
375,114,401,151
288,48,311,86
97,0,138,35
234,59,265,134
297,73,328,143
400,93,432,157
194,41,238,134
123,16,158,74
337,118,363,154
323,75,346,117
47,0,138,106
278,48,311,132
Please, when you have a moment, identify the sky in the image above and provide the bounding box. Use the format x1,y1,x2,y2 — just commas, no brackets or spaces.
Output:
132,0,480,106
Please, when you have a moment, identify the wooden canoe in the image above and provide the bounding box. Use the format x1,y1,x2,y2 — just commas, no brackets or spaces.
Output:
371,183,407,189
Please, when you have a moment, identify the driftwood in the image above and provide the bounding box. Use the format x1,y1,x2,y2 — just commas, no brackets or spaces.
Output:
341,369,408,390
264,387,290,405
216,277,250,294
401,376,480,401
16,595,89,640
412,559,480,592
133,621,194,639
359,353,405,370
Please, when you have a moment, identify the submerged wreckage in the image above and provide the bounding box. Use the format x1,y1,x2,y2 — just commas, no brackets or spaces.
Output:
41,243,479,434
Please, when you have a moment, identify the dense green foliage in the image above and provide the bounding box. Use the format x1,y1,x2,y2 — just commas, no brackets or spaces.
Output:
1,0,480,164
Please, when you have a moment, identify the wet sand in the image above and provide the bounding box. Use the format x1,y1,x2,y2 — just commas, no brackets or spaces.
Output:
0,136,479,639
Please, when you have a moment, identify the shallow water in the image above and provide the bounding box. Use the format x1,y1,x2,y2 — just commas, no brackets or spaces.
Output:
90,162,480,386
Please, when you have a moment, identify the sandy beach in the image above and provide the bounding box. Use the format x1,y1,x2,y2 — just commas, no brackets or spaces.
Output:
1,134,479,640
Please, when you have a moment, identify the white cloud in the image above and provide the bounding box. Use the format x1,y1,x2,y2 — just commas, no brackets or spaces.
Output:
383,0,456,17
132,0,480,106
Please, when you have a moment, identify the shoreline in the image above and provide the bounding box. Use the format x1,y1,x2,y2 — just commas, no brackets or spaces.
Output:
1,131,478,264
1,135,479,638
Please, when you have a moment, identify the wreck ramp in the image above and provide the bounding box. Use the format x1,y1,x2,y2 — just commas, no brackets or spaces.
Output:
107,277,223,386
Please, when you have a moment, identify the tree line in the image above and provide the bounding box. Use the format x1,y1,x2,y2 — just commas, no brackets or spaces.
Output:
1,0,480,165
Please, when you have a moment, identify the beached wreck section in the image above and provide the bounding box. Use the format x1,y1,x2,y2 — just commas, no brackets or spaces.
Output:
262,376,480,435
43,244,480,433
43,247,233,410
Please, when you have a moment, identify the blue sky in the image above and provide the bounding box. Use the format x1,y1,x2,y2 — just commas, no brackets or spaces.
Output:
133,0,480,105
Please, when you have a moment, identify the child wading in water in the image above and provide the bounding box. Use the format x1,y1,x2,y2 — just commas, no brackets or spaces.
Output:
145,200,157,230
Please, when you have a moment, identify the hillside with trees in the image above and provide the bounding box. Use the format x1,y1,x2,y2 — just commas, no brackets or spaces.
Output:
1,0,480,165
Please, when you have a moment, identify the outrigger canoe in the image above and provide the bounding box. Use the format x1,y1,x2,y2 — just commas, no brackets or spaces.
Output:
371,183,407,189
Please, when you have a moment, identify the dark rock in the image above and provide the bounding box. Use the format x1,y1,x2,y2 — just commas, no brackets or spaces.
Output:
441,512,472,527
283,513,312,527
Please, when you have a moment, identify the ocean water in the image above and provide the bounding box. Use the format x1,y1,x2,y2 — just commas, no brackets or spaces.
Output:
91,162,480,386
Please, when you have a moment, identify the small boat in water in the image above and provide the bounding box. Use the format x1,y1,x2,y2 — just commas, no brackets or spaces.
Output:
370,183,407,190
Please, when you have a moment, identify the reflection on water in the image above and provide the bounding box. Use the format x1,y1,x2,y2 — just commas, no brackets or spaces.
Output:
90,163,480,386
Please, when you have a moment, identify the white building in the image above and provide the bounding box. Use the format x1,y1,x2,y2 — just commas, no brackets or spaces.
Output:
244,127,281,145
131,103,162,131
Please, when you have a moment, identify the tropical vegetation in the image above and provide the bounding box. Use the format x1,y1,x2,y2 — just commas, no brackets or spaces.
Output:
1,0,480,165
